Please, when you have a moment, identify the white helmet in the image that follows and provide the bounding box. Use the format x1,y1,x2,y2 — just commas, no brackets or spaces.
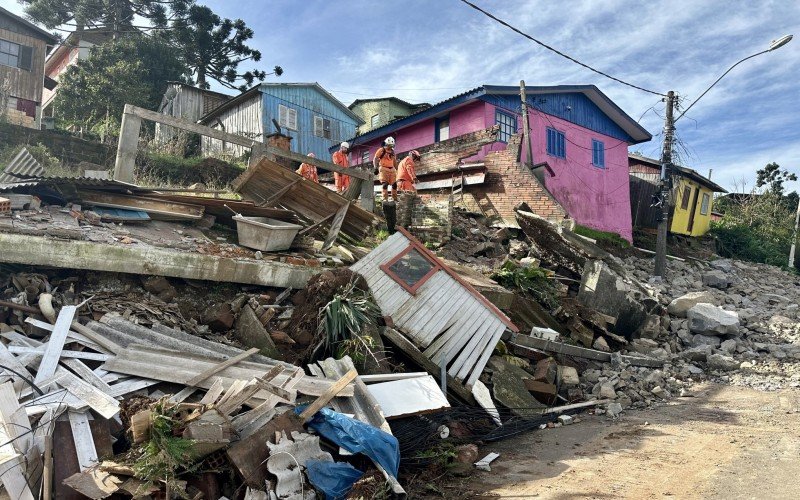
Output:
340,142,349,150
384,137,395,147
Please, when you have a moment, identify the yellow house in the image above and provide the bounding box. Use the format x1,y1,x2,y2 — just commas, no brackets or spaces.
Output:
629,153,727,237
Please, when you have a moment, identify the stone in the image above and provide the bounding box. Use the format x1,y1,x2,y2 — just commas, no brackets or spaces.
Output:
719,339,737,355
233,305,280,358
508,239,530,259
557,414,574,425
649,348,670,361
488,356,546,416
578,260,647,337
519,257,540,268
687,303,740,336
691,334,721,348
606,402,623,417
202,302,235,332
637,314,661,340
681,345,712,362
598,382,617,399
558,366,580,386
710,259,735,272
651,386,667,398
454,444,479,464
707,353,739,371
667,291,716,318
593,336,610,352
630,338,659,354
142,275,178,302
702,270,730,289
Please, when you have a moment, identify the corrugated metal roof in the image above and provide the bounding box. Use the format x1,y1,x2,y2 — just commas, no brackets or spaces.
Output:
5,148,45,178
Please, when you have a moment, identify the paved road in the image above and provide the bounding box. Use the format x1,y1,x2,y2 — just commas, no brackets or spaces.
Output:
465,383,800,499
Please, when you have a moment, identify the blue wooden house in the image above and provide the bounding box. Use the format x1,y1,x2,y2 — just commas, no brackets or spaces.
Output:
198,82,362,160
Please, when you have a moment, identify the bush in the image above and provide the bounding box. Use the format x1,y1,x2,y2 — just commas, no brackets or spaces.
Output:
491,260,558,308
573,225,630,249
711,191,795,267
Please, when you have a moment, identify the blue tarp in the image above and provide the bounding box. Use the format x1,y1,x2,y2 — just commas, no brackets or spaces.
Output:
305,460,364,500
297,407,400,477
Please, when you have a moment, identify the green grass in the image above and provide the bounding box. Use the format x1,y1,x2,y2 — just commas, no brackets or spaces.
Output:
573,225,630,249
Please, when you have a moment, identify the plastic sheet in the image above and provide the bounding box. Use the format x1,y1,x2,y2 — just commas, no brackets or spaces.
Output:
305,460,364,500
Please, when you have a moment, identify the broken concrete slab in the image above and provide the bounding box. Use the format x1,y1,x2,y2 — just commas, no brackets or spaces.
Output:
234,306,280,359
487,356,545,416
702,270,731,289
0,232,314,288
707,353,739,371
687,303,740,336
667,291,716,318
578,259,647,338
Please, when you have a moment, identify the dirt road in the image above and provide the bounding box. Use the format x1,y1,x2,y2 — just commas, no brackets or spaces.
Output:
465,383,800,499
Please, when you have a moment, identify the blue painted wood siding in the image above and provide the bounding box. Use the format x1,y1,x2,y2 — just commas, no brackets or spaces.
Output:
480,92,632,143
260,85,360,160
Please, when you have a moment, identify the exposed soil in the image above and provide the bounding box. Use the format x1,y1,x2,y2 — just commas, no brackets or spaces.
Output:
460,383,800,499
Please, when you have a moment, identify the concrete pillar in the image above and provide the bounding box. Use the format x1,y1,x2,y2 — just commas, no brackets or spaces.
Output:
113,110,142,182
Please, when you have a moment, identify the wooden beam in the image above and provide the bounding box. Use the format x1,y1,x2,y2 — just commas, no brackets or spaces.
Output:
185,347,260,387
509,334,664,368
78,191,204,220
33,305,76,387
68,411,98,471
297,212,335,236
321,203,350,251
113,110,142,182
259,178,301,207
298,369,357,421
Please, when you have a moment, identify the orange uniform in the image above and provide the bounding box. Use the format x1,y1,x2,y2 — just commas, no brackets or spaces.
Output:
397,156,417,192
296,163,318,182
332,150,350,192
374,147,397,184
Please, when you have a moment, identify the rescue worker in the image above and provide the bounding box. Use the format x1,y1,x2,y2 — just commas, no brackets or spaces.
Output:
373,137,398,202
397,150,420,192
296,153,319,183
332,142,351,194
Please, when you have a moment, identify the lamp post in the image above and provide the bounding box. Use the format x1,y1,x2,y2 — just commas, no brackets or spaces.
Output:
653,34,793,277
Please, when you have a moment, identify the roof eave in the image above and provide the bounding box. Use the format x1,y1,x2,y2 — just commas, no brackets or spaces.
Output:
0,6,58,44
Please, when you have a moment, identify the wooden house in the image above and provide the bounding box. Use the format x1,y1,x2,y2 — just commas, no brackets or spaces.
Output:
349,97,429,135
629,153,727,236
0,6,57,128
351,228,518,388
198,82,363,159
155,82,232,144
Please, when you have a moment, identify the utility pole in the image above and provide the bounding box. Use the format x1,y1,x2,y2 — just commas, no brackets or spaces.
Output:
654,90,676,277
520,80,534,167
789,197,800,268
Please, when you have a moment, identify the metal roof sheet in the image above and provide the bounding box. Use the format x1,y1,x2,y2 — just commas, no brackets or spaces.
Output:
5,148,44,178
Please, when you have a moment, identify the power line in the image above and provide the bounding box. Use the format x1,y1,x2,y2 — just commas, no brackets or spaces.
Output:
457,0,666,97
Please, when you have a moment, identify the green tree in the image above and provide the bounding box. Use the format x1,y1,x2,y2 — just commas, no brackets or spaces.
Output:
756,162,797,197
171,4,281,91
18,0,188,33
55,35,187,139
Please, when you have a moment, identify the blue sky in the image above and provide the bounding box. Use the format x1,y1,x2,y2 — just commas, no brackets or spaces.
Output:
10,0,800,192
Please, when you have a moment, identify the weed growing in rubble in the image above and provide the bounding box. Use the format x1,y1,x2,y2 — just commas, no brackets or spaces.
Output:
317,280,381,362
132,400,199,498
492,260,558,309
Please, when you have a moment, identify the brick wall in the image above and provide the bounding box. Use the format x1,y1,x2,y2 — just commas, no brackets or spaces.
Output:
0,122,115,166
396,192,453,246
468,133,567,226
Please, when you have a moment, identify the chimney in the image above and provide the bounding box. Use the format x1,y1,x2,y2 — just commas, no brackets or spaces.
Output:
265,132,293,169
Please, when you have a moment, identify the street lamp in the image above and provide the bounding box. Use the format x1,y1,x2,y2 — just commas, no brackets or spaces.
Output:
653,34,793,277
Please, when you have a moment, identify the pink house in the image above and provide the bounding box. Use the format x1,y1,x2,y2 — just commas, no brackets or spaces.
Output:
340,85,652,241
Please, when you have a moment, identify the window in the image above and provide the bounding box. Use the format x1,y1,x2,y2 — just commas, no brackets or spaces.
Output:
314,115,332,139
700,193,710,215
546,127,566,158
371,114,380,128
435,116,450,142
592,140,605,168
380,245,440,294
680,186,691,210
278,104,297,130
495,110,516,143
361,150,370,164
0,39,32,71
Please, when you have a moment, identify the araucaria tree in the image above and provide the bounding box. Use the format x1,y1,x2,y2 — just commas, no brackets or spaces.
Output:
18,0,190,34
171,4,282,91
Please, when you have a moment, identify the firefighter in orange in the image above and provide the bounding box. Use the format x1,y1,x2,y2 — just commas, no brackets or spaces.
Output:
397,150,420,192
332,142,350,194
296,153,319,182
373,137,398,202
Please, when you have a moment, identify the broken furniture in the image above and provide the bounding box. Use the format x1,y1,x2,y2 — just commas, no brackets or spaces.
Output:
351,228,518,389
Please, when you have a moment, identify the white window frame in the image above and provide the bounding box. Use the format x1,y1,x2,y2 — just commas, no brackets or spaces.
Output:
314,115,332,139
700,192,711,216
371,114,380,128
278,104,297,131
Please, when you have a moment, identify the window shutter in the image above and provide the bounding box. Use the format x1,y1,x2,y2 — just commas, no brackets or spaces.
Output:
288,108,297,130
278,105,288,128
18,45,33,71
314,116,323,137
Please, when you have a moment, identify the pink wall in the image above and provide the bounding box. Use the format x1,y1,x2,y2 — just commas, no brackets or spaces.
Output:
529,110,633,241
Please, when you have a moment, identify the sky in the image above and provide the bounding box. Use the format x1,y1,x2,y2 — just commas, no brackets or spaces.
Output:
8,0,800,192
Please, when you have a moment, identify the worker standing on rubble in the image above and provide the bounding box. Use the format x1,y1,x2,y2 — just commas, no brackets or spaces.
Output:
296,153,319,183
374,137,398,202
397,150,420,192
332,142,351,194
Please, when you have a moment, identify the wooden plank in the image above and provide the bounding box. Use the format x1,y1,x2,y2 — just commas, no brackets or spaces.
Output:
185,348,260,387
25,318,113,354
509,334,664,368
9,346,111,362
78,190,204,220
0,381,32,453
465,324,508,387
297,212,335,236
423,299,486,357
61,359,114,393
33,305,77,387
359,372,428,383
0,341,33,393
450,315,501,379
199,378,225,405
0,453,35,500
321,202,350,251
380,327,474,404
56,370,120,419
63,468,122,499
298,369,357,421
68,411,98,471
260,178,301,207
70,321,123,355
